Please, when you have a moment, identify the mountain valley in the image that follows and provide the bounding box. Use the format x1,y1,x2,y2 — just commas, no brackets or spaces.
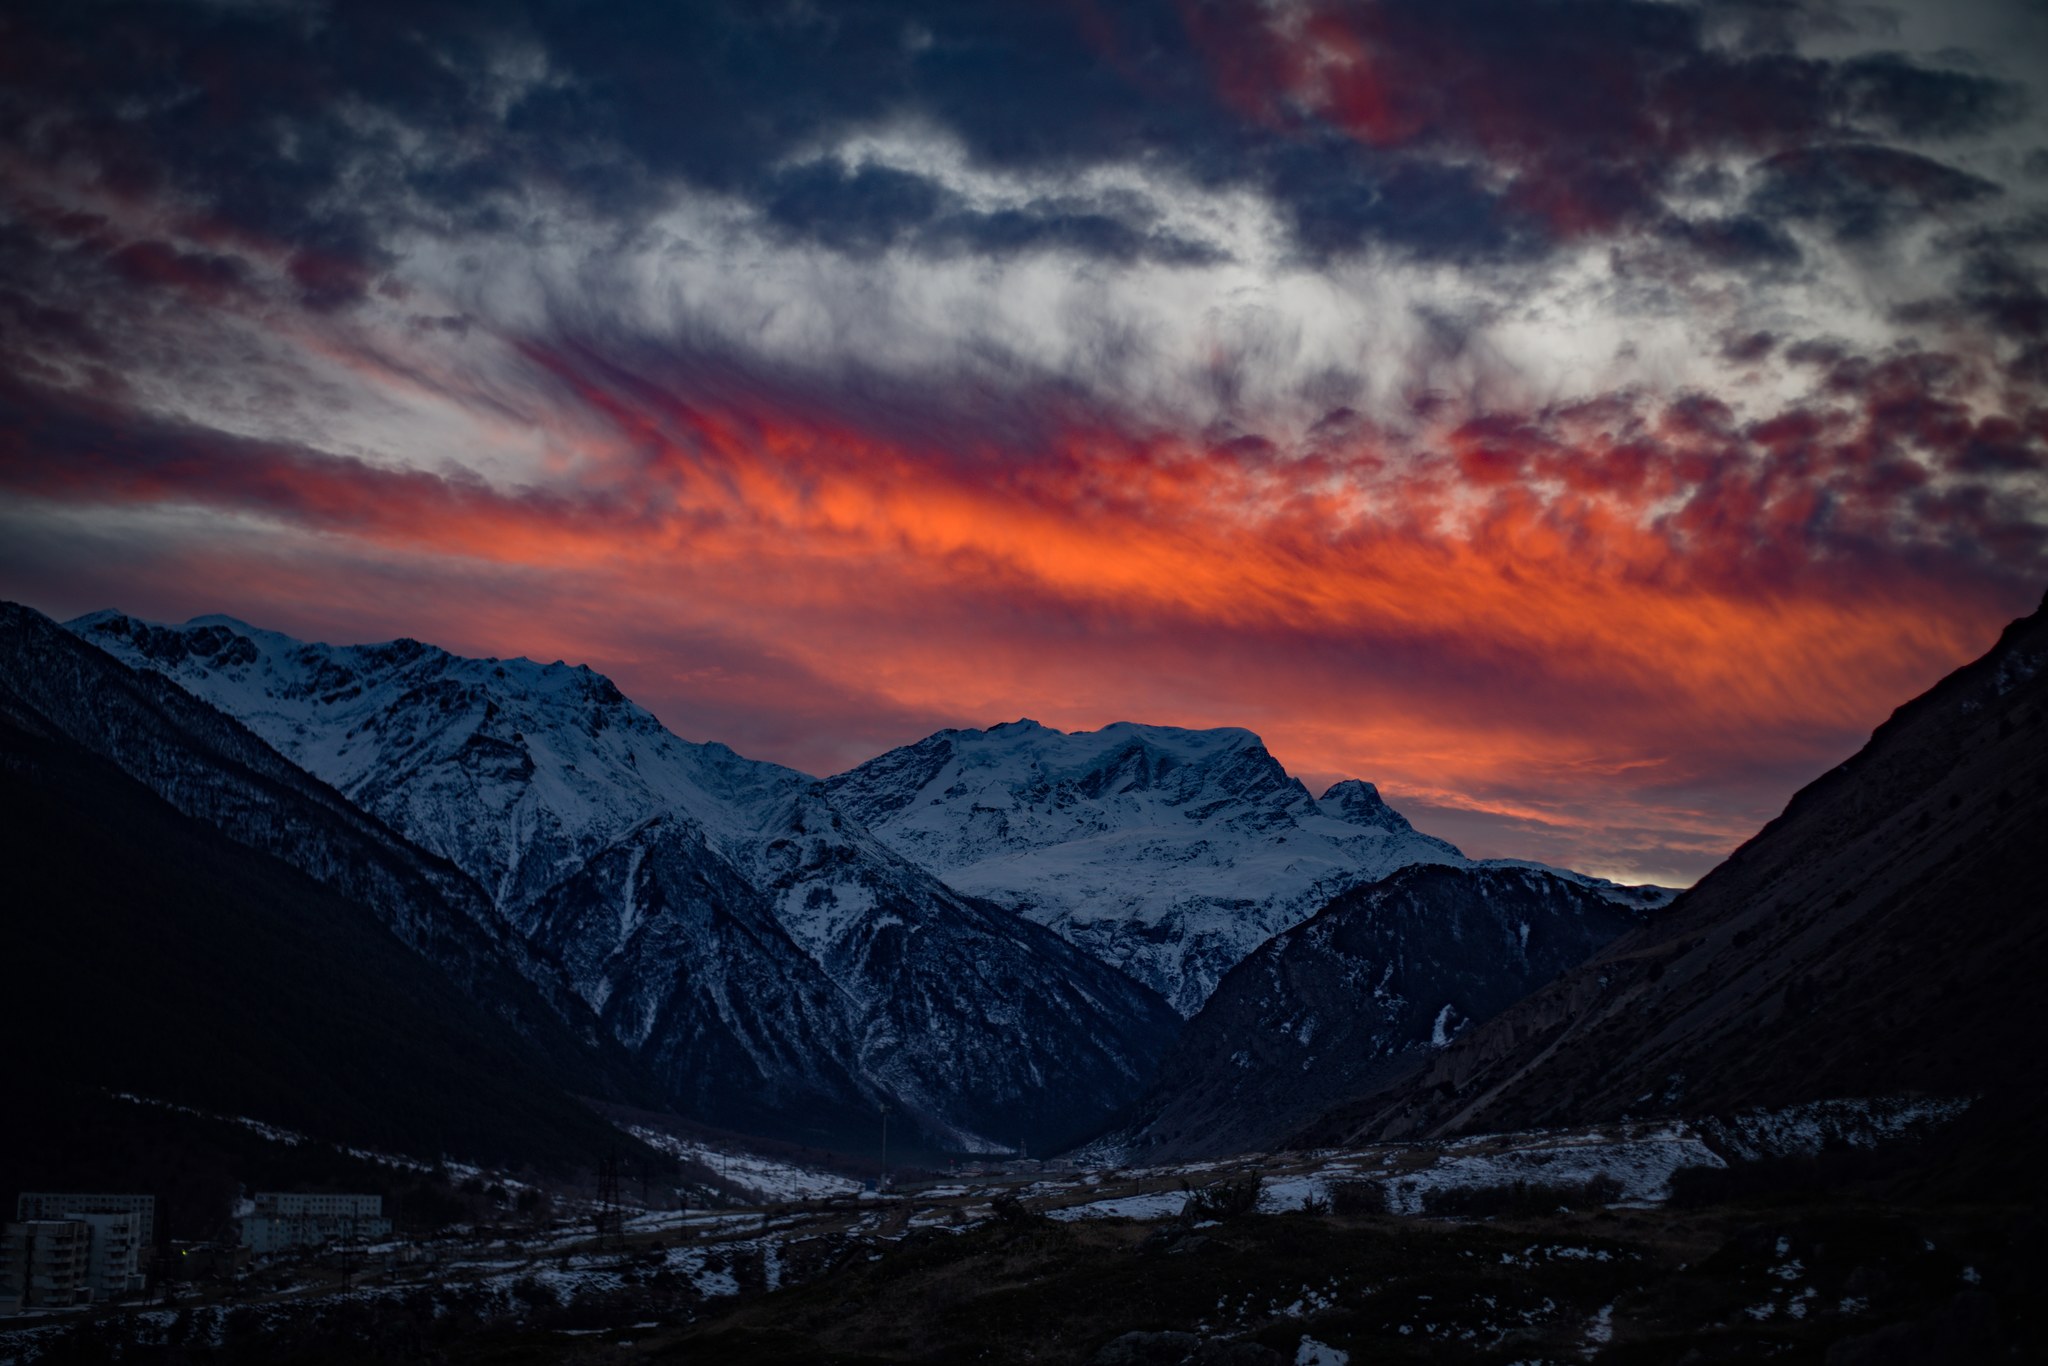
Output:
65,606,1664,1156
6,594,2041,1365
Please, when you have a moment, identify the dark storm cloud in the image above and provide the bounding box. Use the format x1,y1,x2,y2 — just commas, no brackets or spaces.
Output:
1721,330,1781,363
0,0,472,317
1835,52,2027,139
1170,1,2031,267
1918,218,2048,342
1659,214,1806,269
1750,143,2002,242
762,161,951,256
1,0,2035,295
1271,140,1545,266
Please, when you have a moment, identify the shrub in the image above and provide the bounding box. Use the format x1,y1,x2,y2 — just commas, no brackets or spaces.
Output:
1584,1174,1625,1203
1181,1176,1261,1222
990,1193,1045,1227
1329,1180,1388,1216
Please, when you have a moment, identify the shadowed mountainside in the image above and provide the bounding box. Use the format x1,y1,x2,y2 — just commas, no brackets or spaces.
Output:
64,606,1182,1155
1089,864,1648,1162
0,656,652,1173
1302,591,2048,1153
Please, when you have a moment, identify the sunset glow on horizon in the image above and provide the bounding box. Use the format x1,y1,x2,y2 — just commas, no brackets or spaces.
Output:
4,0,2045,884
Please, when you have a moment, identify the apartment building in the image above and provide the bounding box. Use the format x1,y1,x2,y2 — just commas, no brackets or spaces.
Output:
239,1193,392,1255
1,1194,154,1312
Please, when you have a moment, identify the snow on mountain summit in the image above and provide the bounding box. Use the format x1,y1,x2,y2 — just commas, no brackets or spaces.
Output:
827,719,1479,1014
69,609,810,919
65,610,1183,1152
68,607,1664,1131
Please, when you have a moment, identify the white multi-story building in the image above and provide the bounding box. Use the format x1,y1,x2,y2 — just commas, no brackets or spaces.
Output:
1,1220,90,1310
1,1195,153,1310
78,1213,146,1297
239,1193,391,1255
13,1194,153,1246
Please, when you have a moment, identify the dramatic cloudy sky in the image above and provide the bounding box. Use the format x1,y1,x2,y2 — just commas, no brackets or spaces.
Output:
4,0,2045,883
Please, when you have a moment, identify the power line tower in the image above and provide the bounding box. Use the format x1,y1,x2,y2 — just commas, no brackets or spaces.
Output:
593,1149,623,1251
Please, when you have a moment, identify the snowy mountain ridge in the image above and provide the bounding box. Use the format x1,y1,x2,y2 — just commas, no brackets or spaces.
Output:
826,718,1664,1014
67,609,811,921
67,609,1181,1153
71,612,1666,1022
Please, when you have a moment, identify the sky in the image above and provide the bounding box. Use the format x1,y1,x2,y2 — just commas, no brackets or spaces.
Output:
2,0,2045,885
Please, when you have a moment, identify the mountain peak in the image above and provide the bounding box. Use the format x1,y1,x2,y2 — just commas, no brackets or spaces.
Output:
66,610,822,912
1316,778,1439,843
828,716,1477,1013
184,612,265,633
32,600,1181,1154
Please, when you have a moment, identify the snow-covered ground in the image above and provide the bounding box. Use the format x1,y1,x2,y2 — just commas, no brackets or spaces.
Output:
620,1125,862,1203
0,1094,1976,1366
1054,1123,1717,1223
1047,1096,1972,1225
1046,1190,1192,1223
1697,1096,1973,1161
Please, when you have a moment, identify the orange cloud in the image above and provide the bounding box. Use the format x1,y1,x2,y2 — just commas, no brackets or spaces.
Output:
2,320,2038,884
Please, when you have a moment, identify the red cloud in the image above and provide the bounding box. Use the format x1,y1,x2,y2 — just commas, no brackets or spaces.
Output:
7,334,2040,883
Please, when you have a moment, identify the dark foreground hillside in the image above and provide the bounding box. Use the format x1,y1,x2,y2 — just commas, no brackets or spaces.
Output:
0,696,646,1184
1306,591,2048,1189
14,1141,2043,1365
1103,864,1648,1162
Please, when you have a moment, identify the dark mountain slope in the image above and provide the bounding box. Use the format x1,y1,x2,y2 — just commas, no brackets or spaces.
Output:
73,608,1183,1156
0,602,666,1125
1307,592,2048,1149
526,815,875,1144
0,601,648,1103
526,801,1183,1155
1094,864,1647,1161
0,700,643,1172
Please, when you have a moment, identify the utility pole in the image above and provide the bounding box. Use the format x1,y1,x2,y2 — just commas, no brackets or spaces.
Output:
879,1103,890,1191
594,1149,622,1250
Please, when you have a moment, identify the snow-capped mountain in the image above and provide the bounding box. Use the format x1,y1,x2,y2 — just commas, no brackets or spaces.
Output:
70,611,1178,1152
1090,863,1653,1162
827,720,1662,1015
67,610,810,921
0,602,648,1103
0,602,660,1167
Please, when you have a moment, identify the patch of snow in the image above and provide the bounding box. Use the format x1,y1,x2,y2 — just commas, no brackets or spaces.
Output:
1702,1096,1973,1161
1296,1336,1349,1365
1045,1190,1190,1222
620,1125,860,1203
1430,1003,1457,1048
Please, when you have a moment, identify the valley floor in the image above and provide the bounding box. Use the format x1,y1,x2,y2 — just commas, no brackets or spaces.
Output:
4,1100,2033,1365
